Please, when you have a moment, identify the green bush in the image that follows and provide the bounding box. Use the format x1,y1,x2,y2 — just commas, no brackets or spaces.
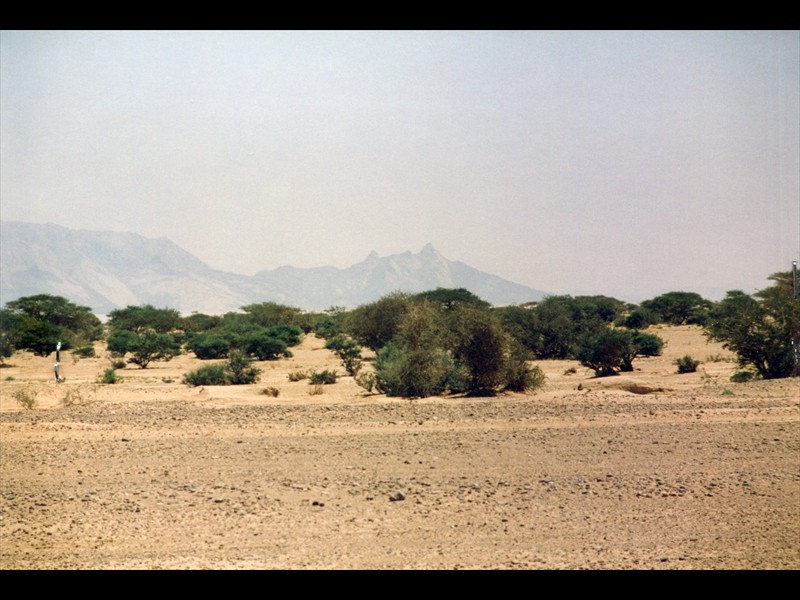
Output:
705,272,798,379
3,294,103,357
325,335,363,376
226,350,261,384
244,332,289,361
98,368,120,384
620,331,664,372
73,345,96,358
345,292,410,351
126,330,182,368
111,359,127,370
354,371,377,393
106,304,183,334
730,370,756,383
374,343,466,398
674,355,701,374
502,351,546,393
186,334,230,359
183,364,228,386
287,369,310,382
309,369,337,385
640,292,714,325
574,328,633,377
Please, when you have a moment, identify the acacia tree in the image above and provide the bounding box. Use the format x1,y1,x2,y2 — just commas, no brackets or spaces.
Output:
3,294,102,356
705,272,798,379
125,328,182,369
640,291,713,325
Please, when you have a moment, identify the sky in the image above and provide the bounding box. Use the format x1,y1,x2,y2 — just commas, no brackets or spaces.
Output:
1,30,798,303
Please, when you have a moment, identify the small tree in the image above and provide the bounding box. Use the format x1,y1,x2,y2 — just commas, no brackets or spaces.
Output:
183,364,228,386
619,331,664,372
244,331,289,361
126,329,182,368
325,335,363,376
574,328,632,377
345,292,410,351
106,304,183,334
226,350,261,384
705,272,798,379
640,291,713,325
186,334,231,360
447,306,508,395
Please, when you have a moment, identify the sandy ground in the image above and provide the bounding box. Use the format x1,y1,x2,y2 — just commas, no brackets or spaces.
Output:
0,325,798,570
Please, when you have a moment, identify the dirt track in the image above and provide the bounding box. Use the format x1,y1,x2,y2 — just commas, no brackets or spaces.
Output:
1,326,798,569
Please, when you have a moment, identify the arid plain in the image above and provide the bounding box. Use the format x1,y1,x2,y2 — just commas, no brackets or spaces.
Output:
1,325,798,570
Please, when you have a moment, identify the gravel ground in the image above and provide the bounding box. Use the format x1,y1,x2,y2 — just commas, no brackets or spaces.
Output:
1,326,798,569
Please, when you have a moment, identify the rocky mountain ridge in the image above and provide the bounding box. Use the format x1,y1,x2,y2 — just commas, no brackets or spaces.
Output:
0,221,546,315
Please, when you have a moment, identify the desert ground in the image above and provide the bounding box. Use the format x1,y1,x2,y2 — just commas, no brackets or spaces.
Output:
0,325,798,570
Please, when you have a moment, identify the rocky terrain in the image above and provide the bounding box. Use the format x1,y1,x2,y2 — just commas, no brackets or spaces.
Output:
1,325,798,569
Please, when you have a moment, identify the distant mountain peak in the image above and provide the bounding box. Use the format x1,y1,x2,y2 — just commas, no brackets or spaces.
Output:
1,222,548,313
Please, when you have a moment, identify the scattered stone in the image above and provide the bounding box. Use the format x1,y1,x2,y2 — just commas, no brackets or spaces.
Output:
389,491,406,502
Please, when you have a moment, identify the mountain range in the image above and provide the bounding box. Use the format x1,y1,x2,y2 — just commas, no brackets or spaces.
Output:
0,221,547,315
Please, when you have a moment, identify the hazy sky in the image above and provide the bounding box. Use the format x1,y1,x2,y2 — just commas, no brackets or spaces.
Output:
2,30,798,302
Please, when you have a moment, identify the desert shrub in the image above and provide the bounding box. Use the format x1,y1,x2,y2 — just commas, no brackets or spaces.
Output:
309,384,324,396
61,385,96,407
260,386,280,397
183,364,228,386
111,359,127,370
186,334,231,360
574,328,633,377
705,353,731,363
73,345,96,358
98,368,120,384
309,369,337,385
12,386,38,410
325,335,363,376
674,355,701,374
502,352,546,393
264,324,303,347
226,350,261,384
287,369,311,382
5,376,15,381
730,370,756,383
244,331,289,361
373,343,465,398
354,371,377,393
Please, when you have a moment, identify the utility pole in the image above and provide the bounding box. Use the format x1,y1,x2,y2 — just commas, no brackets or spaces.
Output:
793,261,798,377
